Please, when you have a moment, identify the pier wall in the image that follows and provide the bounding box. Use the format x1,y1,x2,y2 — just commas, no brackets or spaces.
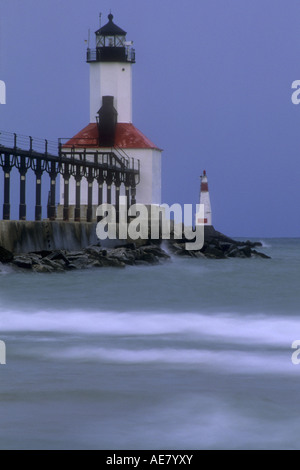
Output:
0,220,100,254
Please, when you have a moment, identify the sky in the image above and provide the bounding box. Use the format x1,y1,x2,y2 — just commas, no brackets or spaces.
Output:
0,0,300,237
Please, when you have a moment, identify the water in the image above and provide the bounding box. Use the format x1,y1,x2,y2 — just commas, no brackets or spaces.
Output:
0,238,299,449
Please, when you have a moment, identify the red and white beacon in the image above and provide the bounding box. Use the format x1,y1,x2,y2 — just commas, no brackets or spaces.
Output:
195,170,212,226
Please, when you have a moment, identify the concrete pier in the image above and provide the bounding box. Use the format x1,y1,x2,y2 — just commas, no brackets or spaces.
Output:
0,220,99,254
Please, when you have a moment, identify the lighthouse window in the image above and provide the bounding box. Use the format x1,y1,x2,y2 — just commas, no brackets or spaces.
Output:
96,36,105,47
116,36,125,47
106,36,115,47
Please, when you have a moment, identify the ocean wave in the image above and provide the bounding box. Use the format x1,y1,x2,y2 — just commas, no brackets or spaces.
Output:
259,240,272,248
0,309,299,348
43,345,296,375
0,264,14,275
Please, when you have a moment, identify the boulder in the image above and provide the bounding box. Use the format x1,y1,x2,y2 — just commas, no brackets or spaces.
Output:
84,246,104,257
32,264,54,273
66,254,90,269
12,256,33,269
100,257,126,268
115,242,137,250
167,226,270,260
108,247,136,265
141,245,170,259
203,244,226,259
42,258,65,272
238,245,252,257
227,247,246,258
45,250,70,264
0,246,14,263
219,242,234,253
27,253,43,265
134,260,152,266
138,250,159,264
65,263,77,270
251,250,271,259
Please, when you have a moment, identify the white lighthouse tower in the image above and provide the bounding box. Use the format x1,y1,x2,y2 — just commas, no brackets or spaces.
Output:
59,13,162,219
195,170,212,226
88,13,133,124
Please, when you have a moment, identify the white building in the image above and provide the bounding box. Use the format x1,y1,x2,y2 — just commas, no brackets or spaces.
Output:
58,13,162,220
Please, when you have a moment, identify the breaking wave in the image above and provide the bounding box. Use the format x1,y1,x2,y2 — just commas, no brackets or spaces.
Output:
0,308,298,377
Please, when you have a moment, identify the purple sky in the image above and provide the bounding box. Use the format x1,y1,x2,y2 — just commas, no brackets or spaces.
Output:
0,0,300,237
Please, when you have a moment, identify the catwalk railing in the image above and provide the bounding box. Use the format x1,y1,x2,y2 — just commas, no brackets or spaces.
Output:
0,131,140,222
86,46,136,64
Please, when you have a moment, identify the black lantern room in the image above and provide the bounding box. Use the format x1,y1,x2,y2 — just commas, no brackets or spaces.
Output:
87,13,135,63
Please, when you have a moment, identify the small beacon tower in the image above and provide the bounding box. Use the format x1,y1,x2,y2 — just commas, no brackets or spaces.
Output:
195,170,212,226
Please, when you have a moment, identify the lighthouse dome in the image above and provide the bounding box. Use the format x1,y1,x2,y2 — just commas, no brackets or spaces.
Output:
87,13,135,63
95,13,127,36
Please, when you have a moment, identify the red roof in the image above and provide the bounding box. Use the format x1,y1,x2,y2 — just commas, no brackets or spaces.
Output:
64,123,160,150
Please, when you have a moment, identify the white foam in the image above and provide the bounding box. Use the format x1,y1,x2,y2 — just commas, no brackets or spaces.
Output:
0,309,298,348
45,345,295,375
259,240,272,248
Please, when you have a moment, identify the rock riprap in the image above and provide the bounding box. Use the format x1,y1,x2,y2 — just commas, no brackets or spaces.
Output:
0,243,171,273
0,225,270,273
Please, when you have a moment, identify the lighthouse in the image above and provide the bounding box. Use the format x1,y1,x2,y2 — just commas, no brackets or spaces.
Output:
59,13,162,220
88,13,134,124
195,170,212,226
